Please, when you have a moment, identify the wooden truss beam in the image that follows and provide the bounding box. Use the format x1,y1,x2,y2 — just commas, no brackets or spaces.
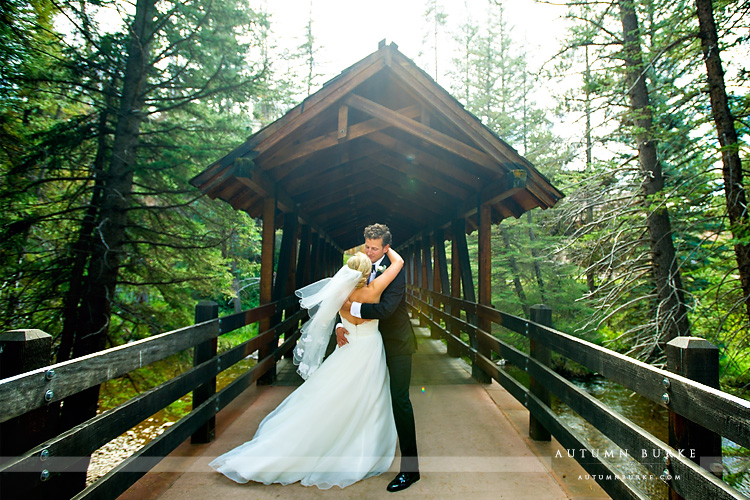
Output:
234,158,342,253
343,93,501,172
260,105,420,171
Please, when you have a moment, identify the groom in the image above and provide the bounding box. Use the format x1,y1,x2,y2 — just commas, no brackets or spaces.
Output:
337,223,420,492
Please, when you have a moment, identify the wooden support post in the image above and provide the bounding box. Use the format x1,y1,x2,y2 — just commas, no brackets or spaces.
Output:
478,204,492,309
337,104,349,140
409,243,418,285
421,236,433,328
666,336,722,500
274,212,297,302
431,237,442,339
529,304,552,441
434,229,450,343
322,241,331,277
0,329,53,379
421,239,430,291
452,220,476,304
448,227,462,358
412,244,419,286
330,243,337,275
433,236,442,294
296,224,312,289
325,241,332,276
413,238,423,323
404,245,412,285
422,235,434,292
319,241,327,278
412,243,419,286
421,235,439,338
330,243,336,275
286,220,299,297
191,301,219,444
435,232,450,294
274,212,298,359
258,196,276,386
286,225,300,360
414,239,423,286
453,219,483,381
0,329,55,498
476,203,493,383
310,233,320,281
0,330,53,452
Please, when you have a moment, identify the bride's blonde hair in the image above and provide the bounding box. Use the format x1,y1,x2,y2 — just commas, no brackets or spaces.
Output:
346,252,371,288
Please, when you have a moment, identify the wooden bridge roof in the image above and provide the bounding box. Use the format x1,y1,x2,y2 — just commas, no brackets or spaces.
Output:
190,42,563,250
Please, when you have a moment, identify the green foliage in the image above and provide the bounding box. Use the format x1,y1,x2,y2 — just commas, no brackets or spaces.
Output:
546,0,750,370
0,0,275,353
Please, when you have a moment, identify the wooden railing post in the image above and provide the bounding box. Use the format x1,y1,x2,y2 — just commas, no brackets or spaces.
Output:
434,230,450,342
258,196,277,385
476,202,493,384
0,329,54,457
274,212,298,360
0,329,55,499
666,336,722,499
448,232,461,358
529,304,552,441
191,300,218,444
413,239,424,325
421,235,434,331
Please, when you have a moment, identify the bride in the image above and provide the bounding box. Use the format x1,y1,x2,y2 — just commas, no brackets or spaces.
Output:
209,248,404,489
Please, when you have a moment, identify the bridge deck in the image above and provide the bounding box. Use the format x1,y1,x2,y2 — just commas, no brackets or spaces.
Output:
121,322,609,499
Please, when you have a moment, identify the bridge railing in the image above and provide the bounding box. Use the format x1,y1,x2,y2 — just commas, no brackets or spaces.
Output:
0,295,304,500
406,285,750,500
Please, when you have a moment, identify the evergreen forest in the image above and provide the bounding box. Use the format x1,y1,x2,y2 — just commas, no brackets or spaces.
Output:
1,0,748,463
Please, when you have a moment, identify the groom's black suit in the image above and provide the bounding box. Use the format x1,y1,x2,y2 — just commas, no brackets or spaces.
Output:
360,254,419,473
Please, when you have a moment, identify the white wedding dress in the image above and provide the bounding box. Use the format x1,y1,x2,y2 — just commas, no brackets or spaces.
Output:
209,318,397,489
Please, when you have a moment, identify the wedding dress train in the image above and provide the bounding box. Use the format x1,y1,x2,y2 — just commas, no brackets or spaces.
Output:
209,318,397,489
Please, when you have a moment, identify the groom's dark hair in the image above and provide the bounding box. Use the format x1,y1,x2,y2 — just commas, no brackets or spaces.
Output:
364,223,392,247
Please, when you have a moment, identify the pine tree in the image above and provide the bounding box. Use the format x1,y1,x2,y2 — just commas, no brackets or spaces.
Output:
0,1,271,491
695,0,750,325
553,0,748,363
422,0,448,82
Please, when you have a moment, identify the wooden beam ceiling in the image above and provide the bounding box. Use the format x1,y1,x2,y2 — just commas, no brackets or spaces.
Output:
343,93,503,174
191,43,564,251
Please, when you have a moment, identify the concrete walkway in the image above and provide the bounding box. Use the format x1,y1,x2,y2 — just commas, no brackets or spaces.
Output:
122,323,609,500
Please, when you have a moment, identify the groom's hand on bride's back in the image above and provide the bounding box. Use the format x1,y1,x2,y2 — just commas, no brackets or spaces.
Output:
336,326,349,347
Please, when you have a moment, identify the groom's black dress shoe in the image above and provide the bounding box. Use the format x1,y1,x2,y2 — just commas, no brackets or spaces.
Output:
387,471,420,492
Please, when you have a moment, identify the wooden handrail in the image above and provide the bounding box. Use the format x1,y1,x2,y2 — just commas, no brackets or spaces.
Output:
0,294,306,499
523,313,750,451
409,286,750,450
76,353,277,500
0,298,294,423
405,286,750,500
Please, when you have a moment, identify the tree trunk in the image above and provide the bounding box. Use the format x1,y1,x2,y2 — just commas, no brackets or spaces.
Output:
57,98,111,363
695,0,750,323
618,0,690,347
59,0,156,493
584,44,597,294
526,211,547,304
499,224,529,316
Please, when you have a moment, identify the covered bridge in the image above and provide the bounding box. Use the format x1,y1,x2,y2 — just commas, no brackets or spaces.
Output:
2,41,746,500
191,41,561,246
190,42,562,383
